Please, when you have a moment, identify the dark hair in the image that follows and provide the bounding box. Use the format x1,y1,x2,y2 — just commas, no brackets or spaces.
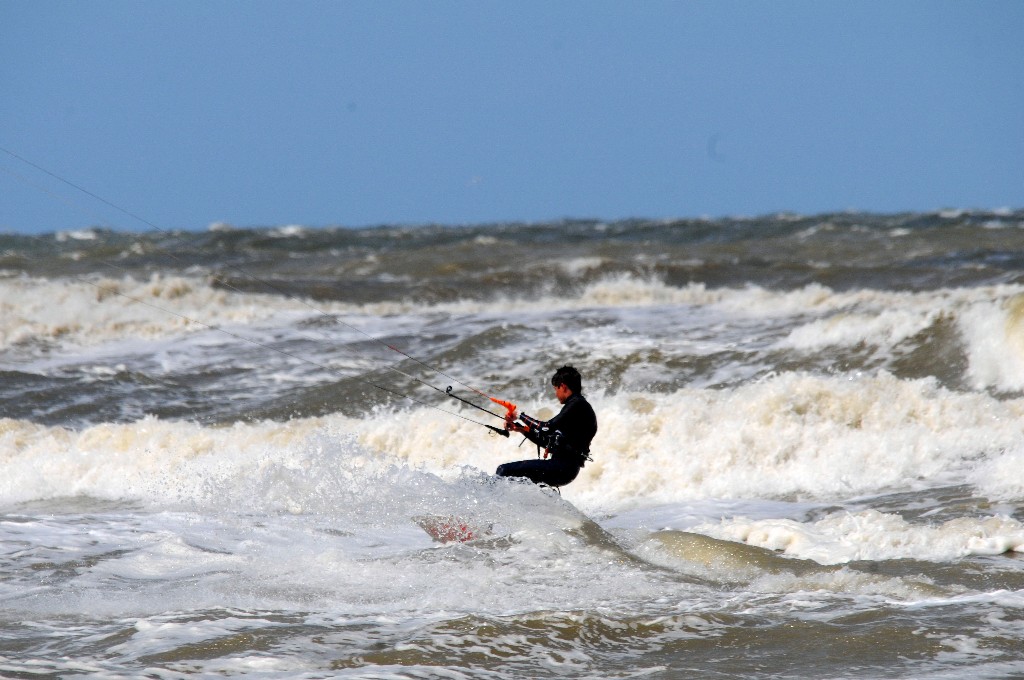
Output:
551,365,582,394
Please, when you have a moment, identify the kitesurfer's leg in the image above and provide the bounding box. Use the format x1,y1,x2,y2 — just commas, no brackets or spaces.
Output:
496,459,580,487
495,459,542,483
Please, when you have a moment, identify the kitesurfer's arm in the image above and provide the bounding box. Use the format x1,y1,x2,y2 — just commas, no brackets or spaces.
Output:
507,410,558,450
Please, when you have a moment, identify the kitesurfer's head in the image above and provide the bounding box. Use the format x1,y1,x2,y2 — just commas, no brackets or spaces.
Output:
551,365,582,400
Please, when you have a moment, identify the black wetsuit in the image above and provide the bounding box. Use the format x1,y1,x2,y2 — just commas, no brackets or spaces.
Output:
496,393,598,487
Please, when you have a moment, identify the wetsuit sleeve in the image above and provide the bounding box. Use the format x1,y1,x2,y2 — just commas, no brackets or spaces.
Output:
518,412,553,449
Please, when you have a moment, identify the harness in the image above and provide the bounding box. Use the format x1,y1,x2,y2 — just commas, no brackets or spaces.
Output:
519,426,592,467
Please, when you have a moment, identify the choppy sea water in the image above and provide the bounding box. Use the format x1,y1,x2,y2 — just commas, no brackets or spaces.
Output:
3,211,1024,678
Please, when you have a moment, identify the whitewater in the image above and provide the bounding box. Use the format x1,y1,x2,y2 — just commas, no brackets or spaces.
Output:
3,211,1024,678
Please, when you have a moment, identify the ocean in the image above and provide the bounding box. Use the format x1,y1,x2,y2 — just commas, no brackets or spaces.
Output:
3,210,1024,678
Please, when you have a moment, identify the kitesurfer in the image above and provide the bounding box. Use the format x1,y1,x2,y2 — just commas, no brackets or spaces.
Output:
496,365,597,487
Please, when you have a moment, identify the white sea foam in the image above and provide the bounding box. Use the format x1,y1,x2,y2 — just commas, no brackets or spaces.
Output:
9,273,1024,392
557,256,606,277
3,370,1023,512
959,292,1024,391
270,225,309,238
0,274,825,354
54,228,100,241
691,509,1024,564
575,373,1024,508
0,275,286,353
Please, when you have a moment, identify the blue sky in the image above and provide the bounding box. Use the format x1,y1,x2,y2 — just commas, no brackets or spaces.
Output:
2,1,1022,234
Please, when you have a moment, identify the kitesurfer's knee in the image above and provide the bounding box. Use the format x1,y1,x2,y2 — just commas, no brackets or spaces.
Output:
496,462,529,479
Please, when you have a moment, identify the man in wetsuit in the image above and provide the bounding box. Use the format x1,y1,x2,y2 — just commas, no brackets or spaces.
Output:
496,365,597,488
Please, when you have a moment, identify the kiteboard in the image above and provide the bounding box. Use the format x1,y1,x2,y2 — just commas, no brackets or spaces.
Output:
415,515,492,543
